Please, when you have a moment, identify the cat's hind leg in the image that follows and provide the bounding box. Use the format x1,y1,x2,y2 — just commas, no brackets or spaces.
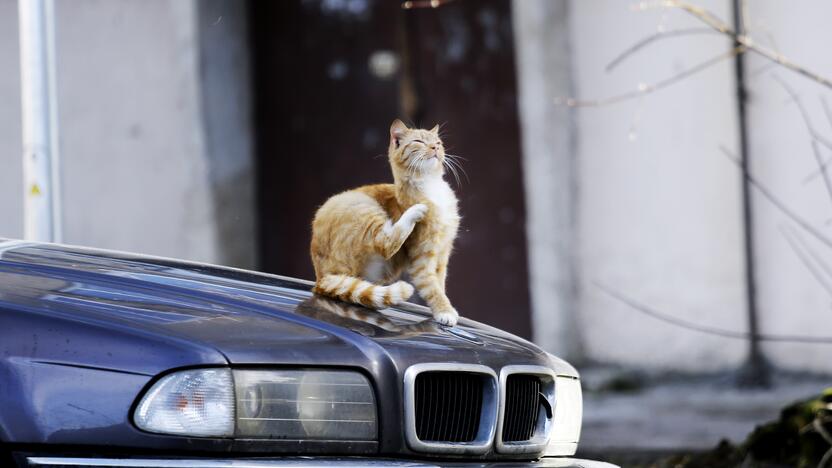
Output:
375,203,427,259
314,274,414,308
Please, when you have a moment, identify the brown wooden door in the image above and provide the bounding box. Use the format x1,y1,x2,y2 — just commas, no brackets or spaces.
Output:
249,0,531,338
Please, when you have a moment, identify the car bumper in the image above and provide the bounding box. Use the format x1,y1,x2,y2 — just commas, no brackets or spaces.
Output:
26,456,618,468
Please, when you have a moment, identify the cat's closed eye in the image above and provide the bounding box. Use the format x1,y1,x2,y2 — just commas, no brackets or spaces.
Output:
412,139,441,147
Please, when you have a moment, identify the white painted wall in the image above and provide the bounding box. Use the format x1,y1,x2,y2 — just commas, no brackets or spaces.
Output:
570,1,747,371
516,0,750,371
516,0,832,373
0,0,255,268
0,0,23,239
53,0,217,262
743,0,832,373
513,0,582,361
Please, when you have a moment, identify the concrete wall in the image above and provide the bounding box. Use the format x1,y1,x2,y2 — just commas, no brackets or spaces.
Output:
571,1,747,372
743,0,832,373
0,0,255,268
512,0,581,361
515,0,832,373
0,0,22,239
197,0,256,268
515,0,750,372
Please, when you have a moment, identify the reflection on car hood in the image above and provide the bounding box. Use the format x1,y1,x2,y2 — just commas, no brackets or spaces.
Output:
0,240,578,377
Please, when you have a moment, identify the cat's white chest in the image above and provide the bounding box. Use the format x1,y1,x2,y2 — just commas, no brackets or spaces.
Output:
421,178,459,226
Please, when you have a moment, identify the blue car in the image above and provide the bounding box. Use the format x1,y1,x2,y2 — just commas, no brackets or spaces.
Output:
0,239,614,467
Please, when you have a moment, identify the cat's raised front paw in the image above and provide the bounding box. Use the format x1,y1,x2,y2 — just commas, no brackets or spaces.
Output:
404,203,428,223
432,308,458,327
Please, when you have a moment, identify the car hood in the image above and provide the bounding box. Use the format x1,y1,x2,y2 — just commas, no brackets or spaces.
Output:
0,241,578,378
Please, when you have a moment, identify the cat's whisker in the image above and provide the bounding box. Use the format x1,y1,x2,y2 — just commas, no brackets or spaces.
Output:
448,160,462,186
442,152,470,182
444,154,464,167
444,156,469,183
406,154,420,179
445,153,468,162
449,161,467,185
412,154,424,177
443,158,462,186
441,157,455,183
444,155,466,169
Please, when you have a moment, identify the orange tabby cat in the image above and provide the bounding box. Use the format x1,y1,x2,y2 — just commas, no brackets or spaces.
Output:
310,119,461,326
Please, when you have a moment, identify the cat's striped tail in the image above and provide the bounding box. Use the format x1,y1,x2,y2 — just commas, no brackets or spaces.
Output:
313,274,414,309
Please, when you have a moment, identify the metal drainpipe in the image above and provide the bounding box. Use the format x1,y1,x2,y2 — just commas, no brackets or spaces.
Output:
19,0,62,243
732,0,770,387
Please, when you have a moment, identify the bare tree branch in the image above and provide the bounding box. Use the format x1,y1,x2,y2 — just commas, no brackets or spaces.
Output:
595,281,832,343
720,146,832,251
822,96,832,133
558,46,744,107
819,446,832,468
780,225,832,298
747,29,784,77
772,76,832,210
814,416,832,468
803,97,832,184
564,1,832,108
604,27,717,73
637,0,832,90
788,224,832,282
739,0,750,35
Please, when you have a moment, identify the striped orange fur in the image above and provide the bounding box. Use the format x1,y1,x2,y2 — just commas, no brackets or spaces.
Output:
310,119,461,326
313,274,414,309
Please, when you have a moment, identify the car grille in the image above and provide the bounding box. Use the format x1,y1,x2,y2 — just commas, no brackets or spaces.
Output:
404,363,556,456
404,364,498,454
501,374,541,442
414,371,483,442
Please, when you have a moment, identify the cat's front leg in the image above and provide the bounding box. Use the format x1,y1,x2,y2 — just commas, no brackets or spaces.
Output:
431,307,459,327
435,244,453,294
375,204,428,259
408,259,458,327
401,203,429,227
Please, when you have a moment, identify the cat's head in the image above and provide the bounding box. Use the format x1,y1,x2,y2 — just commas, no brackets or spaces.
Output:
388,119,446,179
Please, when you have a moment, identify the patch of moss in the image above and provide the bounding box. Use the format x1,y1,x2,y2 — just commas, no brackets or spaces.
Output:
624,388,832,468
742,388,832,468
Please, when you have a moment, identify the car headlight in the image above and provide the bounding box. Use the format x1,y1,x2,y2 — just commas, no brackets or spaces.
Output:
134,368,235,437
544,376,582,456
134,368,377,440
235,369,377,440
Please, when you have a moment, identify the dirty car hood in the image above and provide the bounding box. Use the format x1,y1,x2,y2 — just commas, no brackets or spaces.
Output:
0,241,578,377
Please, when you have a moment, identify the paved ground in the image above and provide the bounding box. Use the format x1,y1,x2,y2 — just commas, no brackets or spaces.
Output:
577,368,830,452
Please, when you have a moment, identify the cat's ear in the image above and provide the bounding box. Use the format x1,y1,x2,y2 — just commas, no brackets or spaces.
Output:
430,124,440,134
390,119,408,148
